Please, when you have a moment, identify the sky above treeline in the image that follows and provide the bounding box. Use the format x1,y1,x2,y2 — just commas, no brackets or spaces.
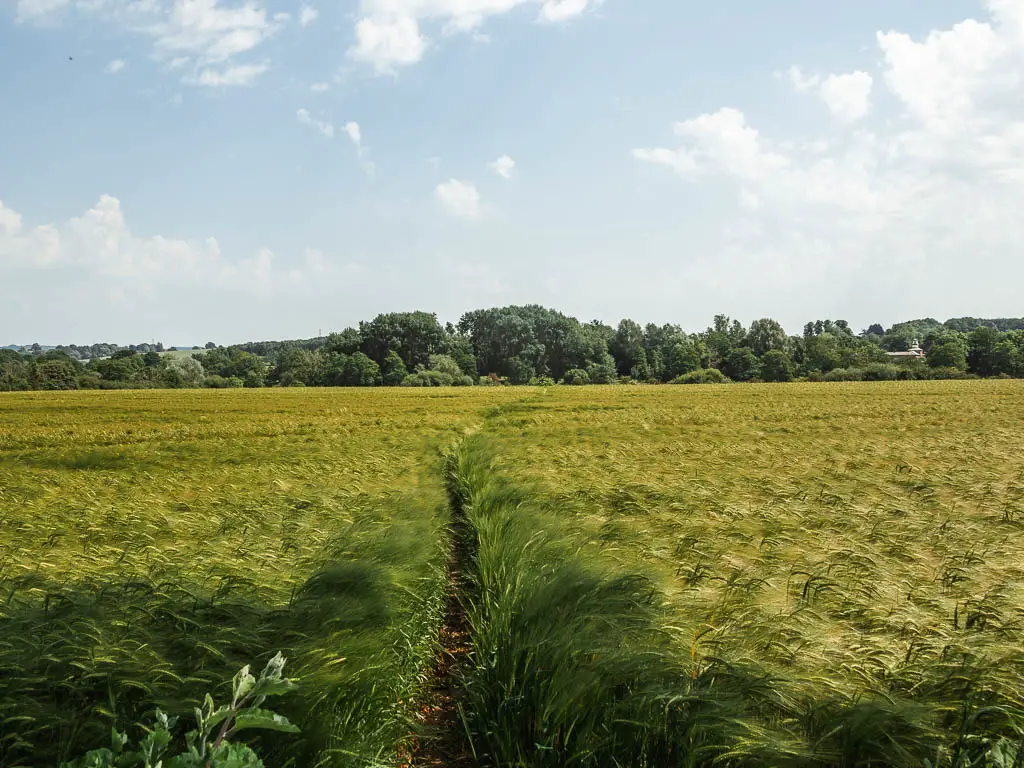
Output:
2,0,1023,346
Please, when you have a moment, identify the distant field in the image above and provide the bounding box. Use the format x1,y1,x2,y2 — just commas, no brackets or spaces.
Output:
1,382,1022,767
161,348,201,359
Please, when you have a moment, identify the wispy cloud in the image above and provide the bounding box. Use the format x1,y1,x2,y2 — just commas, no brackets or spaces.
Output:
435,179,480,218
488,154,516,179
297,108,335,138
299,4,318,26
194,62,269,87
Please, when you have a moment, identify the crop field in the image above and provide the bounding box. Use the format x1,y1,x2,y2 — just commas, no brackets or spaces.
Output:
2,382,1023,767
480,381,1024,764
0,388,517,767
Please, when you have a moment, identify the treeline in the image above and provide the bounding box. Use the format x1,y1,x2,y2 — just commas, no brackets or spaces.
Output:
3,308,1024,391
5,341,169,361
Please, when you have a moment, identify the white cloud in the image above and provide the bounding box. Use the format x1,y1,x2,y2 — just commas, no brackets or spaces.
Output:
194,62,269,86
347,0,594,72
784,65,873,121
0,201,61,266
142,0,287,77
14,0,68,22
105,58,126,74
17,0,285,87
336,122,374,176
635,108,788,182
819,71,873,121
488,154,516,178
435,179,480,218
632,0,1024,319
299,4,318,26
784,65,820,92
349,14,428,73
0,195,286,289
297,108,335,138
344,121,362,150
310,81,330,91
539,0,589,23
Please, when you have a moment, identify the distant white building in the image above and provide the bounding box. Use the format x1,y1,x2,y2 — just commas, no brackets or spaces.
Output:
887,339,925,360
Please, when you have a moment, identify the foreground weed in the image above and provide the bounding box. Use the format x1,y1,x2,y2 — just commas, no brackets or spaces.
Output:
63,653,299,768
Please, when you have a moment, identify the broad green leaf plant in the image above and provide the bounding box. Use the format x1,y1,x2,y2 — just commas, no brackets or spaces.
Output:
61,653,299,768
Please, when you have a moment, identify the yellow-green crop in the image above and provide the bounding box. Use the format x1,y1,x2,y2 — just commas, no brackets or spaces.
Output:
0,388,514,767
483,380,1024,763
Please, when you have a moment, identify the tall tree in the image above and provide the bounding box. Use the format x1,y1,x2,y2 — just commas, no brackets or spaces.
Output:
609,319,645,377
360,311,446,371
746,318,789,357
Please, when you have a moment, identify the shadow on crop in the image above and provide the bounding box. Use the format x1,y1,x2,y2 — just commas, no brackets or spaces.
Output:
449,435,1023,768
0,560,405,768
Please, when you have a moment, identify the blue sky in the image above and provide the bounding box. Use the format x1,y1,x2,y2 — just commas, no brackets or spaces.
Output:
2,0,1022,345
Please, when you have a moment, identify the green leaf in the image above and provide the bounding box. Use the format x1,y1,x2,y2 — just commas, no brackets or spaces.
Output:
252,678,298,698
204,704,234,730
259,652,287,682
230,708,300,735
61,748,118,768
231,665,256,705
110,729,129,755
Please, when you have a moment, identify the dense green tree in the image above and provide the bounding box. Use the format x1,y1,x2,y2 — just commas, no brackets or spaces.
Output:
722,348,760,382
586,354,618,384
630,349,651,381
458,305,595,382
701,315,746,369
195,348,267,383
342,352,382,387
360,311,445,371
803,332,843,372
0,350,30,391
967,326,1001,377
945,317,1024,333
94,351,145,382
563,368,589,385
443,331,478,378
320,352,350,386
324,329,362,356
161,356,203,387
760,350,795,382
994,331,1024,377
924,329,968,370
663,338,701,380
272,348,323,386
31,358,81,390
609,319,645,376
380,349,408,386
746,318,789,357
427,354,463,379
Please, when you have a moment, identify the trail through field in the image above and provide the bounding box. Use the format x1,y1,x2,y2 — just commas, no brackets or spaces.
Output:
406,439,479,768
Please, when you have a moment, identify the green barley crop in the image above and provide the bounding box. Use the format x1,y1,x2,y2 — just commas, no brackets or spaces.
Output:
0,388,516,767
3,382,1023,767
481,380,1024,765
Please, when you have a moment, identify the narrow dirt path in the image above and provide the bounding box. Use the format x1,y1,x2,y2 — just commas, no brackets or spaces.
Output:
402,447,477,768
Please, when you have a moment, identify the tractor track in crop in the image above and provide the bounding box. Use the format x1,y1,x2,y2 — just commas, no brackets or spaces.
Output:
403,443,477,768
